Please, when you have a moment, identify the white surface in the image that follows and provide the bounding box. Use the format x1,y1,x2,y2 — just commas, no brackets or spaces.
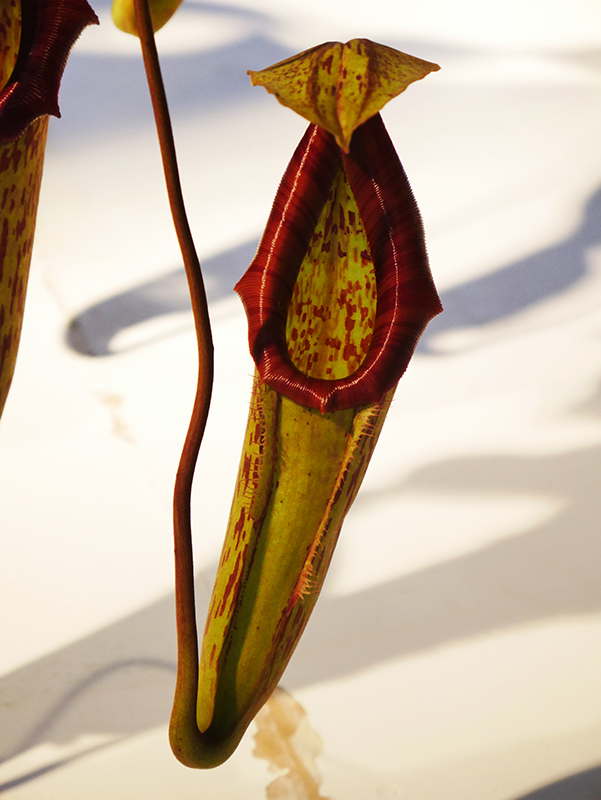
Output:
1,0,601,798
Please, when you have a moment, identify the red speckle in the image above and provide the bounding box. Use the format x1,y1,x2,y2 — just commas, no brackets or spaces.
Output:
0,218,8,280
218,549,245,617
233,507,246,545
322,53,334,73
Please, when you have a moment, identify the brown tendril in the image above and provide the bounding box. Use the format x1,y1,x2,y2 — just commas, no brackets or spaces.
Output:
132,0,212,727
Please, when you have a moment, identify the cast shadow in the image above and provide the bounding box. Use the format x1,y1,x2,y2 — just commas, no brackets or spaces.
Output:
512,764,601,799
65,238,258,356
0,659,175,792
53,0,287,143
420,185,601,352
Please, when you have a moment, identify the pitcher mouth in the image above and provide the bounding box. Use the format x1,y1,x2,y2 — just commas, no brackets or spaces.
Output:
235,115,442,413
0,0,98,144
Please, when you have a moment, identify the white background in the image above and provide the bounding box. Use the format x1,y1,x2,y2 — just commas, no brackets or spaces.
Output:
2,0,601,797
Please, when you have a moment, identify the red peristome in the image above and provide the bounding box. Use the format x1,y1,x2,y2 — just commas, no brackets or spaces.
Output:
235,114,442,413
0,0,98,144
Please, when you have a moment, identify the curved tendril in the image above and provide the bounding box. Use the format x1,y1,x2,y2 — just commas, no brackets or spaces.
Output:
131,0,213,760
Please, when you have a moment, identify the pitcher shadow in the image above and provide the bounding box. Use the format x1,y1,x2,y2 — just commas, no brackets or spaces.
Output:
420,185,601,352
512,764,601,800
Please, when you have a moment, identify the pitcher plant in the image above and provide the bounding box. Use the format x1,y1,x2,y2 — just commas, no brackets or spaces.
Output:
162,38,442,767
0,0,98,417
